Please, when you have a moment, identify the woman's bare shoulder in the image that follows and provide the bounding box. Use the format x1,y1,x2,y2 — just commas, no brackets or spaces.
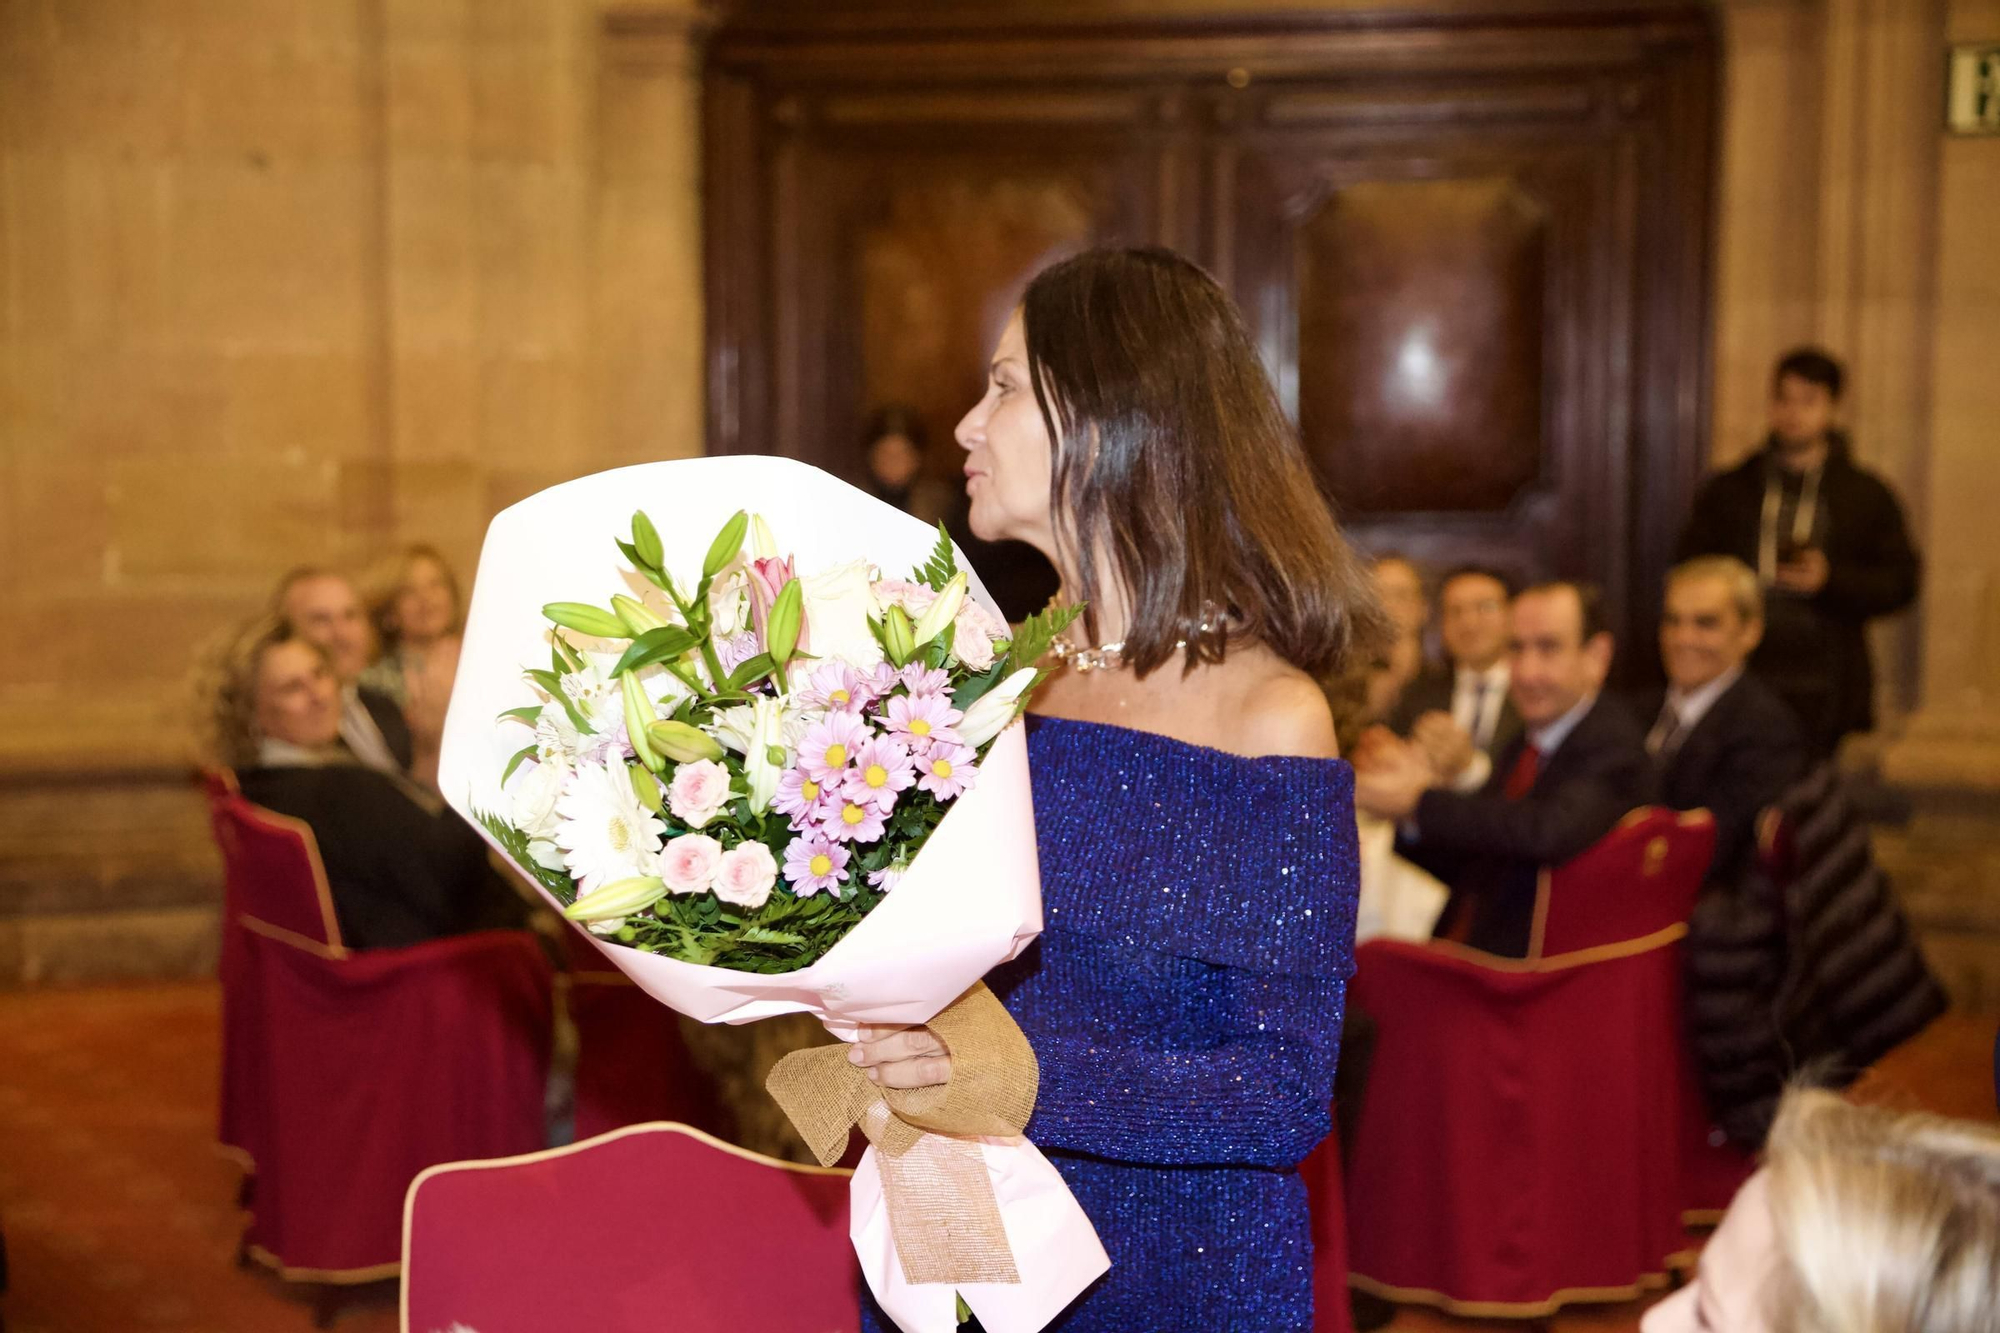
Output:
1226,654,1339,761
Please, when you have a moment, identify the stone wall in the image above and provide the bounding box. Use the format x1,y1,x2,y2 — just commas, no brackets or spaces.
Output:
0,0,706,982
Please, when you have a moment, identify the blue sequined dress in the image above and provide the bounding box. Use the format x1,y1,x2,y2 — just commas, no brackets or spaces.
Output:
863,714,1360,1333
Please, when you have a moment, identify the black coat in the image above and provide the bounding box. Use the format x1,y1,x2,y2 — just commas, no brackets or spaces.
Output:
1684,763,1947,1148
1399,695,1658,958
1386,661,1525,756
1676,437,1920,750
1639,672,1806,887
358,684,416,773
237,764,526,951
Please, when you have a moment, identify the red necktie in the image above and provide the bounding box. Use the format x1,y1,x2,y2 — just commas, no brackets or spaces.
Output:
1503,744,1542,801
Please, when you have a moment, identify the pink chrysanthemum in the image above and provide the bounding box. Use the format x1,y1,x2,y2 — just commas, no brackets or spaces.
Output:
897,664,951,697
798,661,877,715
826,796,888,843
867,661,901,694
868,862,909,892
714,630,763,679
772,767,834,829
796,711,869,784
884,692,963,755
842,735,916,810
782,834,849,898
916,741,978,801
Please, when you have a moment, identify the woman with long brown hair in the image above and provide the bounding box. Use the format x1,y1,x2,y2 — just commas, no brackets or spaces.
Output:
851,247,1382,1331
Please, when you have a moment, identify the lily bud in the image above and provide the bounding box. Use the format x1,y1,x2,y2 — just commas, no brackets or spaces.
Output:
749,513,779,560
628,762,664,814
612,594,667,636
622,671,664,774
703,511,749,580
765,579,804,666
563,875,666,923
912,572,968,647
646,719,725,764
544,602,629,640
631,510,664,570
957,668,1039,747
882,604,916,666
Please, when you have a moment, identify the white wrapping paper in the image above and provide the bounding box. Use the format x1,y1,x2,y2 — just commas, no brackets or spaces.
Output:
438,457,1109,1333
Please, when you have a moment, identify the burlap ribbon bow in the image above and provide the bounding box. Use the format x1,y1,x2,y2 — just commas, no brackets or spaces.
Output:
766,982,1038,1284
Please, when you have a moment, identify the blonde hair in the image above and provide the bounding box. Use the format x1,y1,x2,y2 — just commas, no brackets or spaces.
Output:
1763,1090,2000,1333
364,543,464,651
197,614,329,771
1668,555,1763,625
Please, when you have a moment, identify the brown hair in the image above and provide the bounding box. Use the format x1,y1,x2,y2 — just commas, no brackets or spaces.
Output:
365,543,464,650
1515,580,1611,643
198,614,330,771
1020,246,1385,678
1763,1089,2000,1333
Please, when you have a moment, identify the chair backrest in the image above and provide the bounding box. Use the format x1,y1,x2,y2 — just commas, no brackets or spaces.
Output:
403,1122,858,1333
210,794,346,956
1529,807,1715,960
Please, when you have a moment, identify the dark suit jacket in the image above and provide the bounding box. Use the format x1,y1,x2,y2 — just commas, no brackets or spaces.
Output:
1386,661,1524,755
1677,435,1920,750
237,764,525,950
1399,695,1657,958
358,685,415,773
1638,672,1805,887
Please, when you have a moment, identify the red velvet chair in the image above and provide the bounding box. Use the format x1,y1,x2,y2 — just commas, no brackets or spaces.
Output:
564,929,732,1142
206,792,554,1308
402,1122,858,1333
1344,809,1716,1317
1303,1128,1355,1333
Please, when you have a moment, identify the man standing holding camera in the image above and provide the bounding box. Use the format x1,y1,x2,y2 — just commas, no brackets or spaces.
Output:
1677,347,1922,758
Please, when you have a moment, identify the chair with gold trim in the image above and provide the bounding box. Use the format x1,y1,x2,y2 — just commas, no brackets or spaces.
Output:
402,1122,858,1333
207,791,553,1325
1343,808,1716,1317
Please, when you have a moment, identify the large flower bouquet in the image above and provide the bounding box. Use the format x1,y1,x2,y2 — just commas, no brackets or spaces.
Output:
478,505,1072,976
439,458,1109,1333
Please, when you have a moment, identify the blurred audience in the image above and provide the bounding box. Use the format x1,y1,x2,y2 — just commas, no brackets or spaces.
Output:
362,544,465,789
863,404,960,528
1643,1090,2000,1333
1678,348,1921,758
1643,556,1806,884
204,616,525,951
1354,582,1655,957
1365,553,1432,720
274,566,414,777
1388,565,1523,793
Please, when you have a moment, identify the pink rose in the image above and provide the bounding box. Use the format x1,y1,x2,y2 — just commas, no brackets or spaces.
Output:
668,759,733,829
713,842,779,910
659,833,723,896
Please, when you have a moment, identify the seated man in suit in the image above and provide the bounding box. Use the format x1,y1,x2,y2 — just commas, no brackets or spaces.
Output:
1388,565,1524,791
275,566,414,776
1643,556,1805,885
210,616,526,950
1355,582,1657,957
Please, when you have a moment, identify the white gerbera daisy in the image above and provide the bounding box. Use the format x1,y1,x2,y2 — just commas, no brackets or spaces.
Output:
553,761,665,896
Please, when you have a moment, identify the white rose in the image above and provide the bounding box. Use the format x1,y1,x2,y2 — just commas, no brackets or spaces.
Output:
800,560,885,670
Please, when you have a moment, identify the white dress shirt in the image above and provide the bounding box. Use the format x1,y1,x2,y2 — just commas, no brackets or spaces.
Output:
1451,662,1511,752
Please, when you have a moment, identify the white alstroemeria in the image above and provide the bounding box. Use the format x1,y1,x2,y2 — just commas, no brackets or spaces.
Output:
958,668,1039,747
741,695,791,815
534,704,584,769
800,559,885,670
708,566,751,638
509,756,567,839
553,761,665,896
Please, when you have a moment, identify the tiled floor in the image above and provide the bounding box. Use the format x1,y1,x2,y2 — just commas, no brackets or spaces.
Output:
0,981,1991,1332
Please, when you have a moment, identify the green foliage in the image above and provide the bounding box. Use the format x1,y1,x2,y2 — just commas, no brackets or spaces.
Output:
500,744,536,785
616,872,888,974
1001,601,1084,682
475,808,577,905
613,626,699,677
913,522,959,592
524,668,594,735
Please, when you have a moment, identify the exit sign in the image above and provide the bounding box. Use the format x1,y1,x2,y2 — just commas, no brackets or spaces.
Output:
1948,43,2000,134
